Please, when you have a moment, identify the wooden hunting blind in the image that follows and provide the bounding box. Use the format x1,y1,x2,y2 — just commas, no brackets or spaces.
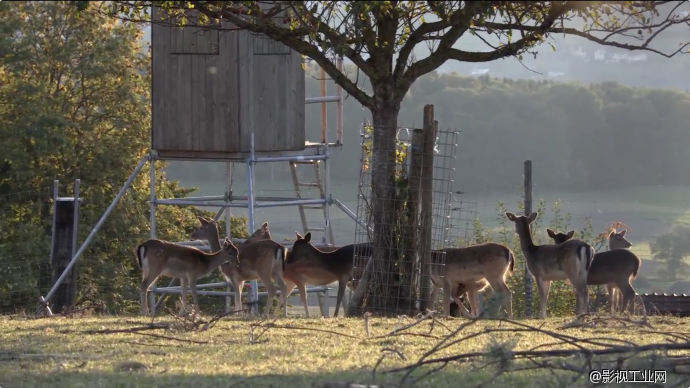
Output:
151,7,306,159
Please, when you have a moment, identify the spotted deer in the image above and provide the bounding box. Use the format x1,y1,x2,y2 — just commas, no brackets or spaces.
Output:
189,217,288,317
547,228,640,315
136,237,239,316
505,212,595,319
429,243,515,318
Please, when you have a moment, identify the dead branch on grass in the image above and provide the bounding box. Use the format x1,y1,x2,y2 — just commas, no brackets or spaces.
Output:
377,317,690,386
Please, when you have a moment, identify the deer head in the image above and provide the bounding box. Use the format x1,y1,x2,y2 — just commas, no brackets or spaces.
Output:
190,216,218,241
287,232,312,264
608,229,632,249
505,211,538,233
546,229,575,244
247,222,271,241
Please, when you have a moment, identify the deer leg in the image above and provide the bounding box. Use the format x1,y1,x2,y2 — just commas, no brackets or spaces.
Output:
334,278,348,318
189,277,200,315
619,282,636,316
576,281,589,316
234,280,245,314
442,277,453,317
293,282,309,317
429,285,439,312
140,273,159,316
466,288,478,317
273,275,288,318
535,278,551,319
179,277,189,316
262,278,278,318
606,283,617,315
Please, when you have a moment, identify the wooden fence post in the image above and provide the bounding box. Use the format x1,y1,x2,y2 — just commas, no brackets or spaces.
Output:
524,160,533,318
418,105,436,311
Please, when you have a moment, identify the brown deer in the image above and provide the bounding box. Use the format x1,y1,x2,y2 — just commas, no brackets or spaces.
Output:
448,279,490,317
505,212,595,319
136,237,239,316
547,228,640,315
189,217,288,317
429,244,515,318
282,232,362,317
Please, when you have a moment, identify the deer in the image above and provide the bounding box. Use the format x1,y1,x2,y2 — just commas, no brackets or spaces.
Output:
282,232,367,317
136,236,240,316
429,243,515,318
505,211,595,319
189,217,288,317
547,228,640,315
448,279,490,317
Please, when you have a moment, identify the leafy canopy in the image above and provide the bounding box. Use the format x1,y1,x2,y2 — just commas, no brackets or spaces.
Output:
85,1,689,110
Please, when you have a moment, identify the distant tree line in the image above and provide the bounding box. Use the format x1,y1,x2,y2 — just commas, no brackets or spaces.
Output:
169,66,690,194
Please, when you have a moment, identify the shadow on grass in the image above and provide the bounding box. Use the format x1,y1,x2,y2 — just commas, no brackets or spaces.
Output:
0,368,541,388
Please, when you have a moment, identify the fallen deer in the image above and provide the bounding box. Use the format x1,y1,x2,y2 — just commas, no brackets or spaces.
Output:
190,217,288,317
136,237,239,316
429,244,514,318
547,228,640,315
505,211,595,319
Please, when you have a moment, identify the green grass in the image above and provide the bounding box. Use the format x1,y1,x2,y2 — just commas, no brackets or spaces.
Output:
1,314,687,387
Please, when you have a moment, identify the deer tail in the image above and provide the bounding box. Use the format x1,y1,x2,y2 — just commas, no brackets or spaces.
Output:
507,249,515,274
135,243,147,269
631,257,640,279
276,246,287,272
578,244,594,272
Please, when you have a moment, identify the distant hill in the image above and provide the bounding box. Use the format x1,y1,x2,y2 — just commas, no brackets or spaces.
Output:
140,23,689,92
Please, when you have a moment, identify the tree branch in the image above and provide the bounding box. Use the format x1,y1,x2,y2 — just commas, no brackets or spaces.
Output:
398,1,497,94
189,1,375,108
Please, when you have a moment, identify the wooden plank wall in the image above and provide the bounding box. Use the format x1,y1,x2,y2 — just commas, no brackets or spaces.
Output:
151,6,305,156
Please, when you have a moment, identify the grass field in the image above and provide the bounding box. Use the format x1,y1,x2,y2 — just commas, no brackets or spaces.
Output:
1,314,688,387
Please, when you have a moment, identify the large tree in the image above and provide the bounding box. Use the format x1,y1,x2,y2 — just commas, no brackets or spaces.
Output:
88,0,689,316
0,1,248,313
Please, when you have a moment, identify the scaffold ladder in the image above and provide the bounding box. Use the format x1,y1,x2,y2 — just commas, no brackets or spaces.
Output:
289,160,334,245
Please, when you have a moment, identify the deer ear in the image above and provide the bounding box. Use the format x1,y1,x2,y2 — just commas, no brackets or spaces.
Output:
546,229,556,238
261,222,269,230
295,232,303,240
618,229,627,237
505,212,516,221
198,216,208,225
608,230,616,239
566,230,575,240
528,212,538,223
304,232,312,243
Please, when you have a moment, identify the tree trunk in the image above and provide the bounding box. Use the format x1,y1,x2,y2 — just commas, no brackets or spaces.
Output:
348,82,420,316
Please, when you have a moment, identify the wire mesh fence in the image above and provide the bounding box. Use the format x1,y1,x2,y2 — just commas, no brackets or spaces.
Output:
349,121,459,316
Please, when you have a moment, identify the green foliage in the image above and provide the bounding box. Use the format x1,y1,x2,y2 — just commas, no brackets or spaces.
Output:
0,1,248,314
651,225,690,280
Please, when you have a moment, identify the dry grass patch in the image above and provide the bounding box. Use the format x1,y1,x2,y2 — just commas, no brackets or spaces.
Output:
0,313,689,387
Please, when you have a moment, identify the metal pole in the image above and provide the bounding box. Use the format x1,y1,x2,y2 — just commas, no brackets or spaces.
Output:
524,160,533,318
48,180,59,274
71,179,81,264
42,180,60,315
225,161,233,313
40,154,149,306
149,152,159,314
247,133,259,315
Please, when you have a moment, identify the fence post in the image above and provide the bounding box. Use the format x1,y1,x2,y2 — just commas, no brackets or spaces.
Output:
524,160,533,318
49,180,81,314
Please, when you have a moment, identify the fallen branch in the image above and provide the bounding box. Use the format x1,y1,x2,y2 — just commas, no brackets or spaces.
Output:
78,323,170,335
